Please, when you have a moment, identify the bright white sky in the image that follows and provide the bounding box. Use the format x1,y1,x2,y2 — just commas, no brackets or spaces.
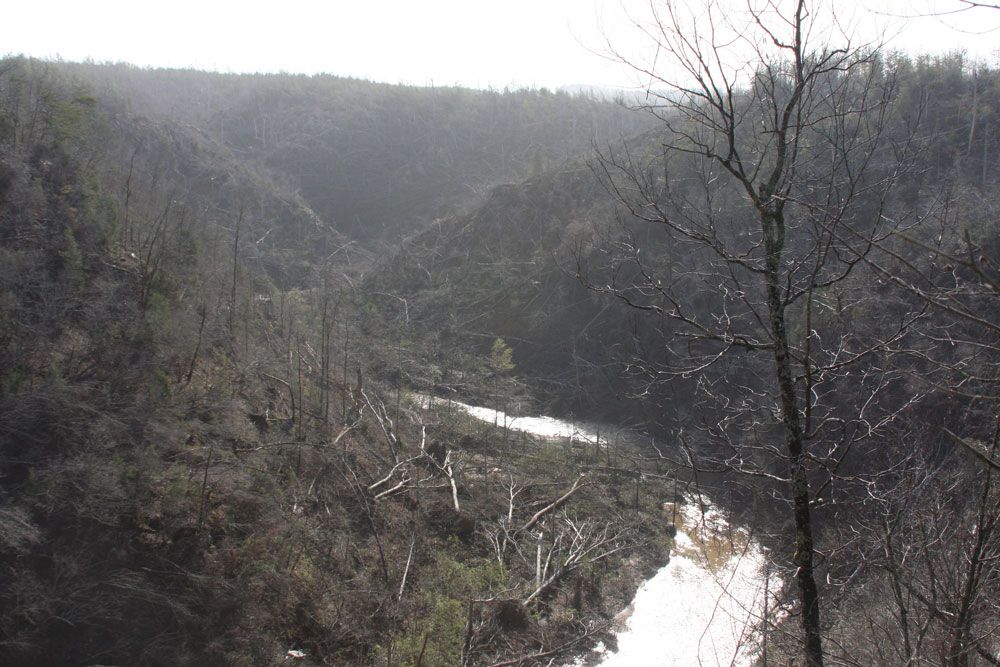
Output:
2,1,998,90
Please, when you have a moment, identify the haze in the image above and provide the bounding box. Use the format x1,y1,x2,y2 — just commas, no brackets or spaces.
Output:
3,0,999,90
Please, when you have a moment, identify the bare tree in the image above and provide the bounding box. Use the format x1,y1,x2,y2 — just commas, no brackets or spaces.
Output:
586,2,920,663
846,116,1000,666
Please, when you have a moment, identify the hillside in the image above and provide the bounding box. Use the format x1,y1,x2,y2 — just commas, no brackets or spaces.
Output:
2,41,1000,667
366,51,1000,664
59,62,654,246
0,57,675,666
361,160,662,421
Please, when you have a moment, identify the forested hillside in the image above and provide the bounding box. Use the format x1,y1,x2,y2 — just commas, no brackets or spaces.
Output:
59,62,653,245
374,52,1000,418
2,9,1000,665
369,49,1000,664
0,57,672,666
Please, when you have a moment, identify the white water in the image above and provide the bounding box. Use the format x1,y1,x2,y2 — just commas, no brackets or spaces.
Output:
418,395,605,444
591,499,773,667
418,394,775,667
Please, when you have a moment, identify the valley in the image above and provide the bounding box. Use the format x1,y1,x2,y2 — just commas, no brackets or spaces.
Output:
2,7,1000,663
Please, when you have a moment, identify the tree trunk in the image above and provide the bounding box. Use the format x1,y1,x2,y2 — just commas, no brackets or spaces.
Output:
764,215,824,667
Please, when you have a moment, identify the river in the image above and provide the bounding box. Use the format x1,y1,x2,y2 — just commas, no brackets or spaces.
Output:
418,394,775,666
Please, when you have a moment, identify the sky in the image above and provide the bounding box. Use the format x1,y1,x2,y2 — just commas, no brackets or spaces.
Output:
2,0,999,90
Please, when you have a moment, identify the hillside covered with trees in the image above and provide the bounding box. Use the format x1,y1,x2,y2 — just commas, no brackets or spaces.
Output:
3,1,1000,665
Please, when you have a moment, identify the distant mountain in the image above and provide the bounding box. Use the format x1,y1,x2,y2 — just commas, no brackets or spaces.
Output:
59,63,656,248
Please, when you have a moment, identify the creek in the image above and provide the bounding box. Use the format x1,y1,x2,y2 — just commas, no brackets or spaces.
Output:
420,395,775,666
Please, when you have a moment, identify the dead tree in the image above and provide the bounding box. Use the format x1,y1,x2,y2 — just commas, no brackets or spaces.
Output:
229,203,244,336
523,511,628,605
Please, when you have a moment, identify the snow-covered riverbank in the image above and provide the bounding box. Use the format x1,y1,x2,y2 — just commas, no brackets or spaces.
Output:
420,394,775,666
